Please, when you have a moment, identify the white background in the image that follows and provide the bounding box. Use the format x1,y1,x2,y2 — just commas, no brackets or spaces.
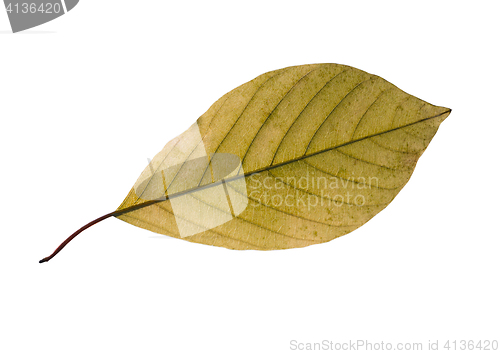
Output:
1,1,499,353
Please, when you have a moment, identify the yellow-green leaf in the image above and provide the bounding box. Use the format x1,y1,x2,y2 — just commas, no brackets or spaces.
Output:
115,63,451,250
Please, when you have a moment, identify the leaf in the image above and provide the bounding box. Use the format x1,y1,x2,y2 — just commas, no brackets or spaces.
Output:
115,63,451,250
40,63,451,262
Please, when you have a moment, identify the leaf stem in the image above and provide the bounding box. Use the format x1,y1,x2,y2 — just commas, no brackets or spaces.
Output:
39,200,161,263
39,212,116,263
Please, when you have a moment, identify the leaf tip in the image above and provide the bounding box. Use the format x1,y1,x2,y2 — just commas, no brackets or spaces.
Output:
434,106,452,122
442,107,452,120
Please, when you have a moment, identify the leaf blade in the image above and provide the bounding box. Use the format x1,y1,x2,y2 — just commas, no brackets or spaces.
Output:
116,63,451,250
